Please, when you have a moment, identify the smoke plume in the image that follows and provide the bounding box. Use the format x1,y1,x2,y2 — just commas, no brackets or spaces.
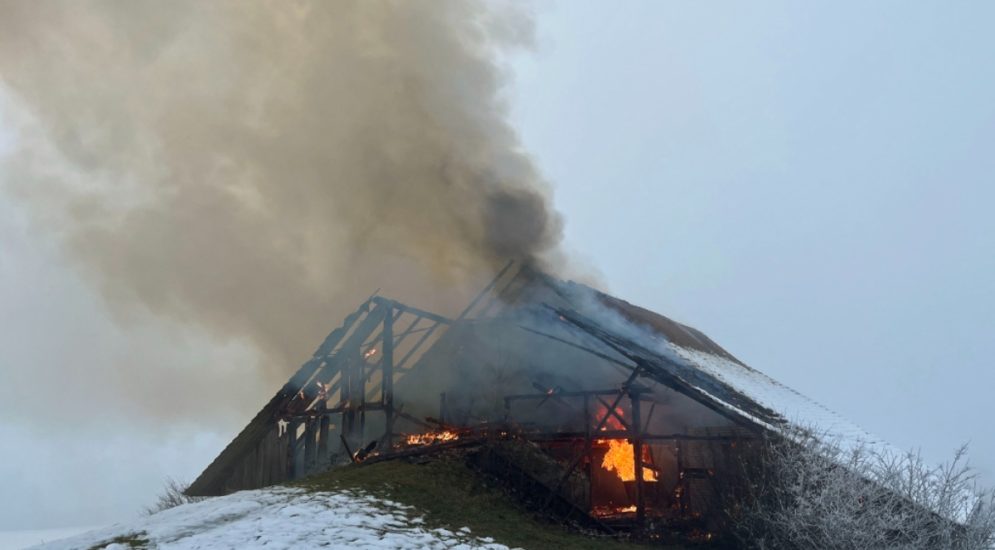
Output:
0,0,563,401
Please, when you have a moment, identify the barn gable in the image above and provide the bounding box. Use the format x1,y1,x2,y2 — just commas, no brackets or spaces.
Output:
186,262,930,529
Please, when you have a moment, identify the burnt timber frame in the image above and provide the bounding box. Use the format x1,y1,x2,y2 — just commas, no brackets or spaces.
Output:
186,285,480,496
188,259,758,513
505,386,660,526
508,309,765,527
273,262,517,482
505,386,749,528
281,298,453,475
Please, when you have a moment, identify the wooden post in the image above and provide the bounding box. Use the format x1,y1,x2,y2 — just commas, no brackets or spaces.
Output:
287,418,302,480
676,440,688,515
303,418,316,473
321,302,387,454
358,345,367,446
344,348,366,452
630,391,646,527
318,415,330,466
583,393,593,511
382,304,395,449
341,352,354,451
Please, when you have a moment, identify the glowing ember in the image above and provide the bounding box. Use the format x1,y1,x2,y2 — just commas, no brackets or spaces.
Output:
592,504,638,517
404,430,459,446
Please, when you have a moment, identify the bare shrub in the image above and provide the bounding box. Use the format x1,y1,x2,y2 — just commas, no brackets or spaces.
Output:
726,433,995,549
144,478,205,515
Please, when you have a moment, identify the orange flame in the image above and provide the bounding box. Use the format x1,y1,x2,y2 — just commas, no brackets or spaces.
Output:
593,403,657,482
601,439,658,482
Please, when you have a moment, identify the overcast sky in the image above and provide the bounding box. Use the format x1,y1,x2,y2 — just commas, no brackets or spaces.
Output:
510,0,995,484
2,1,994,531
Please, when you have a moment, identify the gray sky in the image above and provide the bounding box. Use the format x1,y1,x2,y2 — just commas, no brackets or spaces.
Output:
510,0,995,481
2,1,993,531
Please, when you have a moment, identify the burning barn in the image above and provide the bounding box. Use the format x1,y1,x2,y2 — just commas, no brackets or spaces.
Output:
185,262,901,538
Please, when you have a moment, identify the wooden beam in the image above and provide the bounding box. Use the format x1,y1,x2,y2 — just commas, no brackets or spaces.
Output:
371,297,452,326
541,365,647,511
518,325,635,372
186,298,375,496
287,418,302,480
630,390,646,527
382,303,395,450
303,418,316,473
521,431,750,442
317,415,330,466
286,402,386,418
503,388,638,400
393,320,442,371
456,259,515,318
594,395,632,432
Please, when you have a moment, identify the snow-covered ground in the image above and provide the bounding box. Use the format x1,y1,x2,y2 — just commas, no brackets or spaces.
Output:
0,527,99,550
27,488,516,550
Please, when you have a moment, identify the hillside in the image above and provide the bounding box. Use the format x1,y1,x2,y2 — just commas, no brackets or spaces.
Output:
31,457,663,549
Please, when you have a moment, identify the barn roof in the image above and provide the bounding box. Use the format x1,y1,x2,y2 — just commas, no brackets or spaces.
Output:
541,277,892,452
188,263,972,520
524,274,976,524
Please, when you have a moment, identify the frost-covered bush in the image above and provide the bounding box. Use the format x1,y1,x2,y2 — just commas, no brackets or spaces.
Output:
144,478,205,515
727,434,995,549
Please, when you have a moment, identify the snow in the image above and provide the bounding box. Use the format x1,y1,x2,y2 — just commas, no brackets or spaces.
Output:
563,289,892,454
668,344,983,524
28,488,516,550
669,344,895,456
556,285,979,524
0,527,99,550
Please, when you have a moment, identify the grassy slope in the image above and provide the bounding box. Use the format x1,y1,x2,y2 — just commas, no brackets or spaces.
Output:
86,533,149,549
298,457,680,550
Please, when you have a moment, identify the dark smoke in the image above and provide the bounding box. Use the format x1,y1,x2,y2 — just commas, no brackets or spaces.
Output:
0,0,564,410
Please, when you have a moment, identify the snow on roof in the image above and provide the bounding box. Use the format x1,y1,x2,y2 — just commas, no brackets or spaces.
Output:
552,280,893,449
667,344,893,454
549,280,978,524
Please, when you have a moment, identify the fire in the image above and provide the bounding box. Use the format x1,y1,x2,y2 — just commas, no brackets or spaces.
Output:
596,403,626,431
593,403,658,482
363,347,378,360
404,430,459,446
601,439,658,482
592,504,637,517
